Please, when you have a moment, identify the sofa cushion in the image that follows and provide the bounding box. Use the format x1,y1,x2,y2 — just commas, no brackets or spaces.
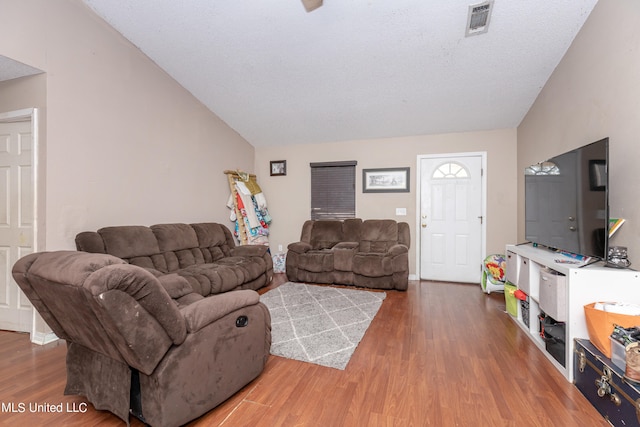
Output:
342,218,362,242
173,292,205,308
191,222,233,261
129,254,169,272
98,226,161,259
151,223,199,252
157,273,194,299
163,248,206,271
191,222,229,248
310,221,344,249
353,252,393,277
174,256,265,296
216,256,266,280
297,250,334,272
178,263,241,295
75,231,107,254
299,220,315,244
359,220,399,253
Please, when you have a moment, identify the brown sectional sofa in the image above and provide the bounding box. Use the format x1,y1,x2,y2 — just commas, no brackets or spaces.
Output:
286,219,410,290
75,222,273,298
9,222,275,425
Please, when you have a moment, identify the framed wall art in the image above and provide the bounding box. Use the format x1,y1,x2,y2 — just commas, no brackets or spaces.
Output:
270,160,287,176
362,167,410,193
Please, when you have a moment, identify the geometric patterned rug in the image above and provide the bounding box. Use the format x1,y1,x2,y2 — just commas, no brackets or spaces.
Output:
260,282,386,370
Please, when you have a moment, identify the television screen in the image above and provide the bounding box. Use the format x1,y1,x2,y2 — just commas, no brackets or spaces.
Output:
524,138,609,259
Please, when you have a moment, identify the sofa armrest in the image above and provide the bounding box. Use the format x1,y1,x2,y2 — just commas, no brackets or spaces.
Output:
388,244,409,256
230,244,269,258
180,289,260,333
287,241,312,254
333,241,359,250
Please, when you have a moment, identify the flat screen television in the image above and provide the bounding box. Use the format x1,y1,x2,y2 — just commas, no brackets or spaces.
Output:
524,137,609,260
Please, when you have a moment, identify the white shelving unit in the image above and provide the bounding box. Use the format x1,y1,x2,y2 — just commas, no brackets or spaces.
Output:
505,243,640,382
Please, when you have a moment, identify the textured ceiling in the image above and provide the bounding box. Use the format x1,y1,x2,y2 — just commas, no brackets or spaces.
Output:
17,1,601,147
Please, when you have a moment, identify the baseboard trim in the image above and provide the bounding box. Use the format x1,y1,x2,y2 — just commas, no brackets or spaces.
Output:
31,331,59,345
409,274,418,281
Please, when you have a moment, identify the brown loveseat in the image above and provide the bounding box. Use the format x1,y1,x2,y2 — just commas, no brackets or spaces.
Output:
286,219,410,290
75,222,273,296
12,251,271,427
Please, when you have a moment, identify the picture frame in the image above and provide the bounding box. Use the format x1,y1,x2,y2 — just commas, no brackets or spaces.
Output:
270,160,287,176
362,167,410,193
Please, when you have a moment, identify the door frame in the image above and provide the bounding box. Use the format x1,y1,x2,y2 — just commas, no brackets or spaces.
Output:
415,152,487,281
0,107,44,341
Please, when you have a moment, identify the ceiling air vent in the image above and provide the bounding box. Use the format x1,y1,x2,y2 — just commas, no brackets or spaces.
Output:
465,1,494,37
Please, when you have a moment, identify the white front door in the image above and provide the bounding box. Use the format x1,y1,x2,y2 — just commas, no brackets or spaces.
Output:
0,118,34,332
419,154,484,283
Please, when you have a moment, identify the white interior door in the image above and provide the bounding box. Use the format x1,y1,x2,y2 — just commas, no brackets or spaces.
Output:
0,118,34,332
419,154,484,283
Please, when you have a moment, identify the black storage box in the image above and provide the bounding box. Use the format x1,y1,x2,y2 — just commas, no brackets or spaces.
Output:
575,338,640,426
539,312,566,367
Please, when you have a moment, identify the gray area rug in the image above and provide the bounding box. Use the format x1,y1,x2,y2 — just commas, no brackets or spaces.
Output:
260,282,386,370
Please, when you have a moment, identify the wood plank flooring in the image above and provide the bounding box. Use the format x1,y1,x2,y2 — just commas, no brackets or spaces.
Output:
0,274,608,426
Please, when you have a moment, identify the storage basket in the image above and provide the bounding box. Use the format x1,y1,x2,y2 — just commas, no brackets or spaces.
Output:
584,303,640,358
539,313,566,366
521,299,530,328
504,283,518,317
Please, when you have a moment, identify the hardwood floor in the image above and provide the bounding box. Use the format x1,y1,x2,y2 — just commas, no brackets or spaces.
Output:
0,274,607,426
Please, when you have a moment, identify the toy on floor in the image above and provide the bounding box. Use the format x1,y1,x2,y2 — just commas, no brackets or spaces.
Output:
481,253,507,294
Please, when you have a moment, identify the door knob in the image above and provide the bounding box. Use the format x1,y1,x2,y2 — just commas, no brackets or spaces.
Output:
422,223,427,228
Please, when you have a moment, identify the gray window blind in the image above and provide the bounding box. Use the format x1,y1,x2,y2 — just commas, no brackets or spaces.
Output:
310,161,357,220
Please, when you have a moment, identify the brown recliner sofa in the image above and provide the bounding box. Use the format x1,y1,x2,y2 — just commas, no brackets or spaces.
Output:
12,250,272,427
75,222,273,295
286,219,410,290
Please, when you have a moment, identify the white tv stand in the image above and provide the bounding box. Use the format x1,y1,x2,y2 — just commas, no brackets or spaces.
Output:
505,243,640,382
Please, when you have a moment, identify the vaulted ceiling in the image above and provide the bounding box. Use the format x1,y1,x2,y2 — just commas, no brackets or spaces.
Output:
5,1,600,147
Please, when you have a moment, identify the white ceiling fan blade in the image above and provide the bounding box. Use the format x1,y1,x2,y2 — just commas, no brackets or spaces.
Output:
301,0,323,12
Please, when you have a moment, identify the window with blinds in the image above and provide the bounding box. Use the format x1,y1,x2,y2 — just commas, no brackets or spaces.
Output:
310,161,357,220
